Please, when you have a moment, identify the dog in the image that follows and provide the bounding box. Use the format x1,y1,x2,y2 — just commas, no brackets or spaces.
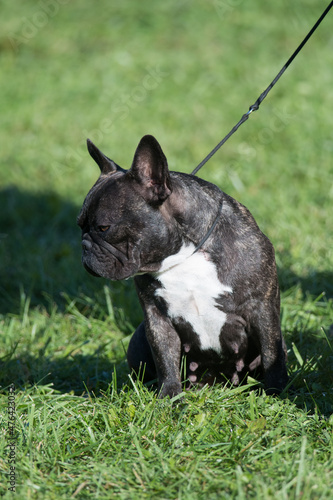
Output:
77,135,288,398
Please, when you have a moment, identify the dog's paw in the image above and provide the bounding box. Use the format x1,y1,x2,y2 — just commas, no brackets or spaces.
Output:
158,380,182,399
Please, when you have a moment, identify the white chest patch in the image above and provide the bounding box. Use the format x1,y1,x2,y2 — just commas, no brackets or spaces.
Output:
154,244,232,353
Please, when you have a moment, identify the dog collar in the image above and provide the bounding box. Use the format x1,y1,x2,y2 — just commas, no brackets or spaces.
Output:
192,199,223,254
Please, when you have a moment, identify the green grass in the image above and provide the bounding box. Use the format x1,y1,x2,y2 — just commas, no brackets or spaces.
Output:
1,0,333,498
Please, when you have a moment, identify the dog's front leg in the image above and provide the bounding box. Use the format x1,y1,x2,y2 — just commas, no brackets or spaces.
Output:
144,304,182,398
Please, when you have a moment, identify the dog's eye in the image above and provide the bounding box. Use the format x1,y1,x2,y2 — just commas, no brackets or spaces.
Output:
99,225,110,232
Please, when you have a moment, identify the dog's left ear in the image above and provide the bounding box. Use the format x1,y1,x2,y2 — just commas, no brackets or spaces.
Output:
129,135,172,204
87,139,123,175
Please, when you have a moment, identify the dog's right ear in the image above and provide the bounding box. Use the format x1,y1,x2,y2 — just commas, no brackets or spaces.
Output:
129,135,172,204
87,139,120,175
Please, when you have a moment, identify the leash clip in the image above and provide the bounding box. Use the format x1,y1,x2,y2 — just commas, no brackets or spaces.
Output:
248,102,260,115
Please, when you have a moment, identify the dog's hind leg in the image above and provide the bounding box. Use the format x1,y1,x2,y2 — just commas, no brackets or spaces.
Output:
250,302,288,394
127,322,157,383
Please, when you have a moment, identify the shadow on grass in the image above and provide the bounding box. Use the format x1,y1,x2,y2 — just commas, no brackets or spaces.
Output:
0,186,139,395
0,351,129,396
278,263,333,299
0,186,141,323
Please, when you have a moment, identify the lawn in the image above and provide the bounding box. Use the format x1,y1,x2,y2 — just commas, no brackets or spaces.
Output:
0,0,333,498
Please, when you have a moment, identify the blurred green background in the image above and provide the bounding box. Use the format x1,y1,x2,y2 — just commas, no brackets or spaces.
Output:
0,0,332,330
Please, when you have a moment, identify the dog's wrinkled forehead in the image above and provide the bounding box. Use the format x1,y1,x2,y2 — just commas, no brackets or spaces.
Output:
77,172,126,227
77,169,151,229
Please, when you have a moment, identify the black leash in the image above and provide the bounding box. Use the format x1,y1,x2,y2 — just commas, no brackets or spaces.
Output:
192,1,333,176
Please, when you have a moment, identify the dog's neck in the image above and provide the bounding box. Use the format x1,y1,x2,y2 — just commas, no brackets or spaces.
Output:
167,176,223,250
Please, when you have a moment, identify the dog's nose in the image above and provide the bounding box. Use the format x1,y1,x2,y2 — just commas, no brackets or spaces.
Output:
82,239,92,251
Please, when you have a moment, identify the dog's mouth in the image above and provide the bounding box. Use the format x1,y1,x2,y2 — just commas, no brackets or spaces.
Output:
83,262,101,277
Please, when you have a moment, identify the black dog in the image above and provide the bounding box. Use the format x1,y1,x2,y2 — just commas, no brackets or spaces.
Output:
77,135,288,398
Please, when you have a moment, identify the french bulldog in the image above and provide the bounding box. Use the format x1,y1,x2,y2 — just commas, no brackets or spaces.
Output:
77,135,288,398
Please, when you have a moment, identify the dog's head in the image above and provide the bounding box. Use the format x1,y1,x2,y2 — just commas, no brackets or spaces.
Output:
77,135,181,280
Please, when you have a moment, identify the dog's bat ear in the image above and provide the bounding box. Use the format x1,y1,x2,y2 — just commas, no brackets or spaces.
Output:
129,135,172,204
87,139,121,175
